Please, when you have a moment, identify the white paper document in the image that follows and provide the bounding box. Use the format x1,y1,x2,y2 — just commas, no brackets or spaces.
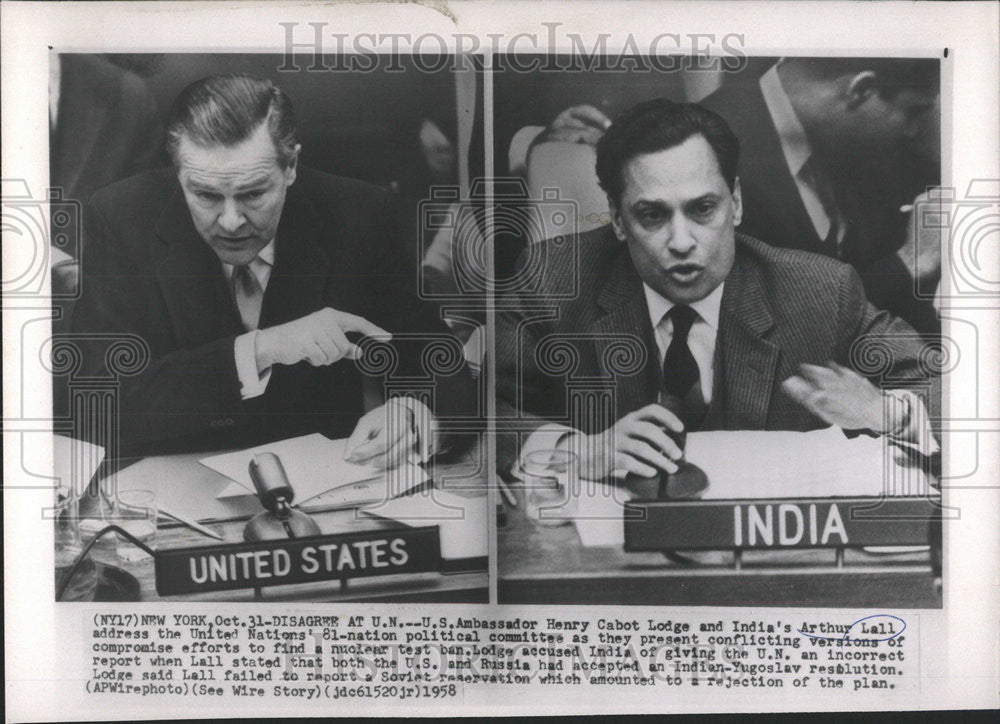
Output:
361,490,488,560
685,426,933,499
200,434,423,503
572,427,934,547
52,434,105,496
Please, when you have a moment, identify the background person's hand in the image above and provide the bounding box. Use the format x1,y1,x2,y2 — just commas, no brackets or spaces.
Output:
344,400,420,470
782,362,894,432
573,403,685,480
897,189,946,285
255,307,390,372
533,104,612,148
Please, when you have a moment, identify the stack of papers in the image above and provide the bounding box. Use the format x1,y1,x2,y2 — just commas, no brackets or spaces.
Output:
200,434,427,505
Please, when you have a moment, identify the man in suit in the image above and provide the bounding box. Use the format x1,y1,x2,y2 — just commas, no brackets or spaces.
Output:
495,99,937,478
71,74,474,460
700,57,941,335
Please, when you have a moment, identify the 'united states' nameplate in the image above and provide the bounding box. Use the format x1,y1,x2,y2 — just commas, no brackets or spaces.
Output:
155,526,440,595
623,497,938,551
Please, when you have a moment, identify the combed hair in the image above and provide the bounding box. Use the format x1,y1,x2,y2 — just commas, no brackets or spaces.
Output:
166,74,298,167
596,98,740,205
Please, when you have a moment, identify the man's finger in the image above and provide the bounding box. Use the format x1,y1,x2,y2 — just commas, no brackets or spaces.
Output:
798,363,838,387
347,433,390,463
782,377,836,424
344,418,374,459
304,340,331,366
617,453,656,479
633,403,685,433
627,421,683,461
621,439,679,474
326,326,360,361
782,375,815,405
337,313,392,340
567,104,612,130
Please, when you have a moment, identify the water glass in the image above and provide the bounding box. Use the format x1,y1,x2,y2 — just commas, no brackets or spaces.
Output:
114,489,157,562
521,450,577,527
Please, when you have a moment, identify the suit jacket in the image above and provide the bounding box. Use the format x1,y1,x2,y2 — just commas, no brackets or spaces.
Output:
700,76,939,335
52,55,165,209
495,225,937,470
70,168,475,456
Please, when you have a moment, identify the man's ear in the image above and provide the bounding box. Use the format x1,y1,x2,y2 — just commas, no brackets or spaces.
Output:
845,71,879,110
732,177,743,227
284,144,302,186
609,197,626,242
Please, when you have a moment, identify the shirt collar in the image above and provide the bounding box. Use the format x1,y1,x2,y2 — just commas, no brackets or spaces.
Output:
222,238,276,278
643,280,725,332
759,63,813,179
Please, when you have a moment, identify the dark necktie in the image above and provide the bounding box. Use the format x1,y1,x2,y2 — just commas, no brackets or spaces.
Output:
662,305,699,399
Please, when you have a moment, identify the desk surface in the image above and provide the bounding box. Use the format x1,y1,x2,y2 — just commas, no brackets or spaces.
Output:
81,445,488,603
497,485,941,608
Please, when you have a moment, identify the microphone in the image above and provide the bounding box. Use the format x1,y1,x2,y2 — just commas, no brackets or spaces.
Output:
244,453,321,541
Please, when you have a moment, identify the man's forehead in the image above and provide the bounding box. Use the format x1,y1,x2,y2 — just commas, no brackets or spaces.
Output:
622,136,727,200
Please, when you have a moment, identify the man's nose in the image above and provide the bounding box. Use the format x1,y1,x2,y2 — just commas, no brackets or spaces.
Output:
217,199,246,233
666,219,697,256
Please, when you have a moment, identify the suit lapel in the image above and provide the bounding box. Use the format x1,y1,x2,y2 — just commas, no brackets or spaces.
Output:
588,246,659,419
152,183,333,345
259,190,331,326
154,186,242,344
717,244,781,429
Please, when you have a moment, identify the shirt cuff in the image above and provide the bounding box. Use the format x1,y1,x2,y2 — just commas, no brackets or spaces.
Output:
50,244,74,267
387,396,435,463
884,390,939,456
234,330,271,400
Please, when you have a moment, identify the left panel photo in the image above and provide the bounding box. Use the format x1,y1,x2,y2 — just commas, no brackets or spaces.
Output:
49,52,488,603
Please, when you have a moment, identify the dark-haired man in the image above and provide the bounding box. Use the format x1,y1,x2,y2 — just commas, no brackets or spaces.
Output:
496,98,937,478
71,74,474,460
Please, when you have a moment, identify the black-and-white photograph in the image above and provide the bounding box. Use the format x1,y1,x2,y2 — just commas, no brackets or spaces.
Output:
493,54,945,606
3,1,998,719
48,52,489,603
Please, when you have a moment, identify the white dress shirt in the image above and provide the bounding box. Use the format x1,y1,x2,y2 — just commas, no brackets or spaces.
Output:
225,239,275,400
759,64,848,249
519,282,725,462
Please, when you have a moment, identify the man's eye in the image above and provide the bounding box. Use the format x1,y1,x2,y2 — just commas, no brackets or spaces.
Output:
195,191,220,202
638,209,664,223
241,190,266,201
692,202,717,218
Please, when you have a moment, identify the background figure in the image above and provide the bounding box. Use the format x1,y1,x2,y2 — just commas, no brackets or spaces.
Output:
701,57,941,335
50,54,166,298
491,55,698,282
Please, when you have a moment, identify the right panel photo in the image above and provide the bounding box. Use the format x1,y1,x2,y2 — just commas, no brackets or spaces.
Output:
492,53,944,607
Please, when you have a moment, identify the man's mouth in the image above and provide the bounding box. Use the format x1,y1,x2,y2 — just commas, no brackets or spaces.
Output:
216,235,252,245
664,263,704,283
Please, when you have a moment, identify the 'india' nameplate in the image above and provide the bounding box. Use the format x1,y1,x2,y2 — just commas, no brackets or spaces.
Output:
623,497,938,551
154,526,440,595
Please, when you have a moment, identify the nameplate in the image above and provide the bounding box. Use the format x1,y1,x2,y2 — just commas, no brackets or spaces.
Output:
623,497,937,552
154,526,440,596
